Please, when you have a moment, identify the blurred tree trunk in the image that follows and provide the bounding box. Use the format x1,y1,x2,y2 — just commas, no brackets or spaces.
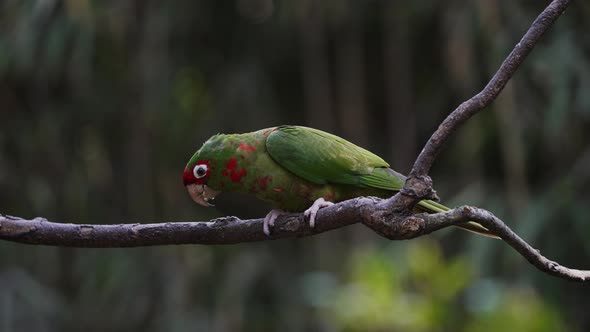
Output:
335,1,368,147
383,2,415,173
297,0,335,132
443,3,485,187
479,0,530,217
125,0,162,218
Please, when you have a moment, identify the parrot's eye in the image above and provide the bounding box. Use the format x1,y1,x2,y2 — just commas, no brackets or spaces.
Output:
193,164,208,178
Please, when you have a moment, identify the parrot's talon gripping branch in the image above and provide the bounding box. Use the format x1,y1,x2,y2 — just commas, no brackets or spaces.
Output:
304,198,335,228
263,209,286,236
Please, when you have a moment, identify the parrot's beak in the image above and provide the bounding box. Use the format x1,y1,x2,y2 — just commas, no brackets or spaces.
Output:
186,183,220,207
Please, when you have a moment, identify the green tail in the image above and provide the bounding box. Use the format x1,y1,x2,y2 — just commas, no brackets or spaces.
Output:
417,200,500,239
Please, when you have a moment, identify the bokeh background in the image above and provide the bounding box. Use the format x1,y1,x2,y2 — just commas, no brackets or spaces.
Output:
1,0,590,331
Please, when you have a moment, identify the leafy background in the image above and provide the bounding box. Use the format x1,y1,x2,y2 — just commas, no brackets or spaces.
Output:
1,0,589,331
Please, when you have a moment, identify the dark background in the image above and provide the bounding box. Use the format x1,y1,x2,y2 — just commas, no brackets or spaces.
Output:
1,0,589,331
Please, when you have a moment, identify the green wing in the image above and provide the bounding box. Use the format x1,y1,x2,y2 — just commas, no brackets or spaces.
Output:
265,126,404,190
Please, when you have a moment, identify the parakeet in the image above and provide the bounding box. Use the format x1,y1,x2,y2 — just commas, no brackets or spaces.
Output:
183,125,495,237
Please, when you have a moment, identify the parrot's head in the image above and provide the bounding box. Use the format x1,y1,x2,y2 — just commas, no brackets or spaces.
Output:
183,135,224,207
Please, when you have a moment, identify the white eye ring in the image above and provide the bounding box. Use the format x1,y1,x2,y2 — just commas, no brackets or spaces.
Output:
193,164,208,179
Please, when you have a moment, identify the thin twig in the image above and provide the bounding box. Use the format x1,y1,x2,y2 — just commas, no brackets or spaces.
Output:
420,207,590,282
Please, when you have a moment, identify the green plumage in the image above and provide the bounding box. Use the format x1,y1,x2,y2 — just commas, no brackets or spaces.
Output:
185,125,494,237
266,126,402,189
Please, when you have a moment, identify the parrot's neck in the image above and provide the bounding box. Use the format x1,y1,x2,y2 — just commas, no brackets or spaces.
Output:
206,129,273,194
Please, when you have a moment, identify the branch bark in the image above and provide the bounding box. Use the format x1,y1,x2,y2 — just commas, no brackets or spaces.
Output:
1,0,585,283
0,198,370,247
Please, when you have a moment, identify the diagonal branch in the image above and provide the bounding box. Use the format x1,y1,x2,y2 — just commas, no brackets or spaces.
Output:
416,208,589,282
410,0,572,178
451,207,590,282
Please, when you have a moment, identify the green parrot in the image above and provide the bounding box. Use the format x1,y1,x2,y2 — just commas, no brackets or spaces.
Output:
183,125,495,238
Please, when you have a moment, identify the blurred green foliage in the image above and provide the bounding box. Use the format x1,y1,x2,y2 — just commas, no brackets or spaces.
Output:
325,241,568,332
1,0,590,331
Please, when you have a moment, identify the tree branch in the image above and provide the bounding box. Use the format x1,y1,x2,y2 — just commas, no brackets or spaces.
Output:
389,207,590,282
2,198,588,282
0,198,374,247
1,0,585,283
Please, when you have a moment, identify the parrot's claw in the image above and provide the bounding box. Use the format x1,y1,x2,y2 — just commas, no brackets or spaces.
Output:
304,197,334,228
263,209,286,236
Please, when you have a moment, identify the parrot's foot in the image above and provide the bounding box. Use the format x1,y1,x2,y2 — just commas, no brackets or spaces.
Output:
263,209,286,236
304,198,334,228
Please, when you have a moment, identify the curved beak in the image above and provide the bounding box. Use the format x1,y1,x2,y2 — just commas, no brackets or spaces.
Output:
186,183,221,207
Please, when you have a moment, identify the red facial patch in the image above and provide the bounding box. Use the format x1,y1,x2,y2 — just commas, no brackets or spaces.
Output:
221,157,247,183
182,167,195,186
237,142,256,154
183,160,210,186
